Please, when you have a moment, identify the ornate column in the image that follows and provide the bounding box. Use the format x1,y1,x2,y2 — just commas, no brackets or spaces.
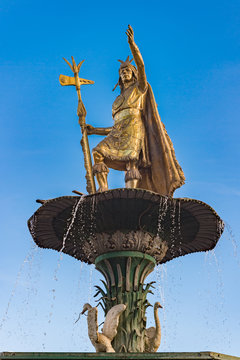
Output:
95,251,156,352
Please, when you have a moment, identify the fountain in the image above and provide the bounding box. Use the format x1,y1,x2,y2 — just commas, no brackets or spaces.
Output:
2,25,238,360
28,189,224,354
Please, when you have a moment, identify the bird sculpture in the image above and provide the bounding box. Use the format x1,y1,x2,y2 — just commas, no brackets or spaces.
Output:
81,303,126,352
145,302,163,352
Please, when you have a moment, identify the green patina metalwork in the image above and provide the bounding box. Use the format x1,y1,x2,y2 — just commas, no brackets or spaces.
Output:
95,251,156,352
95,251,156,265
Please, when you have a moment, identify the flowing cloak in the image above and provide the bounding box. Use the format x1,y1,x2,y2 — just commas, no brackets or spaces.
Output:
138,84,185,197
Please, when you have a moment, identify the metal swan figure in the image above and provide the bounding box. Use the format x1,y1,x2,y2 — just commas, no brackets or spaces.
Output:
145,302,163,352
81,303,126,352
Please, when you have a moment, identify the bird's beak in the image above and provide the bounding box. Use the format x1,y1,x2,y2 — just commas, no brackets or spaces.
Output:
81,308,87,315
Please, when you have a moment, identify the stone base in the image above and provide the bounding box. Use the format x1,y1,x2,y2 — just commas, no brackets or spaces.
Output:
0,352,239,360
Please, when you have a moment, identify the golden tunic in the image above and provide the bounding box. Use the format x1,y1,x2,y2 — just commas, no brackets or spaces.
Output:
93,83,149,171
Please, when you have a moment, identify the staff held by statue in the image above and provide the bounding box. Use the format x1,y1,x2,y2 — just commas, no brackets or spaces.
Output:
59,56,96,194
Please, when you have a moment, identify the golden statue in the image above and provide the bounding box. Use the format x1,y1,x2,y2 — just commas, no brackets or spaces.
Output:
87,26,185,196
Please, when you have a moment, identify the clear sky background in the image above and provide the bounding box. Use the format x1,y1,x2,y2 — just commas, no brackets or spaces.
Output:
0,0,240,356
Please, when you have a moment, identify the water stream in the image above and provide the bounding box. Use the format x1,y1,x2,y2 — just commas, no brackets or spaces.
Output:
225,221,240,268
60,196,86,253
169,199,177,257
71,262,84,346
203,249,232,350
0,244,38,332
155,264,168,349
41,195,87,341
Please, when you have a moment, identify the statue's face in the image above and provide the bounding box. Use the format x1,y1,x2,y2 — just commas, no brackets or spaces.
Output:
120,66,133,84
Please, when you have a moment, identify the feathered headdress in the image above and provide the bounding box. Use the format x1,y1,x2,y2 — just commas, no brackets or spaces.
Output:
112,56,138,91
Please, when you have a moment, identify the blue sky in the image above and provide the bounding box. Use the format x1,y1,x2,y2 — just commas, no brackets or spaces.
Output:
0,0,240,356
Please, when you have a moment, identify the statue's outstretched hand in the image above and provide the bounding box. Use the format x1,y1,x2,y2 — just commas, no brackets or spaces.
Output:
126,25,134,44
86,124,95,135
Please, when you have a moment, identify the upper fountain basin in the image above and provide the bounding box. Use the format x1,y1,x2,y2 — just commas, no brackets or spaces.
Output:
28,188,224,264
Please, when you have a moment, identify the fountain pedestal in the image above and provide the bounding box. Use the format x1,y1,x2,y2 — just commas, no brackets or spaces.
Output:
95,251,156,352
28,188,224,353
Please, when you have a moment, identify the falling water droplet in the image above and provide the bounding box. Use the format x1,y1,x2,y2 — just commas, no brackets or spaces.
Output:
157,196,168,237
170,199,177,256
88,265,93,303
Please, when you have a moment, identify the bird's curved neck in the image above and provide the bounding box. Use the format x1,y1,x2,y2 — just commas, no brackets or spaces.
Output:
154,307,160,331
83,303,92,313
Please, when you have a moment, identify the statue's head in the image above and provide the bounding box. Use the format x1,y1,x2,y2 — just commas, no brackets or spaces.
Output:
113,56,137,92
120,66,133,83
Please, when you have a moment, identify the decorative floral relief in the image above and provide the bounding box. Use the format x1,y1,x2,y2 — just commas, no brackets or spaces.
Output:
84,230,168,263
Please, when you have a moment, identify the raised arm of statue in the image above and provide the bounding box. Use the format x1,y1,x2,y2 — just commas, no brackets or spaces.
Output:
126,25,147,92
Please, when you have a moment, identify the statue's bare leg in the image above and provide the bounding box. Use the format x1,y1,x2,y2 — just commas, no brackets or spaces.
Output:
125,161,142,189
92,150,109,192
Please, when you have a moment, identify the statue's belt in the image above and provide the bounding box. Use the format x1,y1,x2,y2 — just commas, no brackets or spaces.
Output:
113,108,142,123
